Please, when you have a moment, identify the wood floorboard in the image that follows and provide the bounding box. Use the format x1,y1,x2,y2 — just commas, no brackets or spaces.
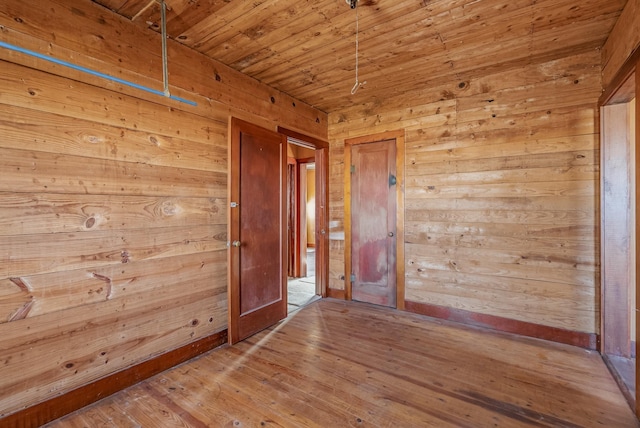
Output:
46,299,638,427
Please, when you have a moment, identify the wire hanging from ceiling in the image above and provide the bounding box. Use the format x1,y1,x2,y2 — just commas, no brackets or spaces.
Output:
349,0,366,95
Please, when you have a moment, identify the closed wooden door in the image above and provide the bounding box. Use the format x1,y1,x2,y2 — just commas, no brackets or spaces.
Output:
351,139,397,307
229,118,287,344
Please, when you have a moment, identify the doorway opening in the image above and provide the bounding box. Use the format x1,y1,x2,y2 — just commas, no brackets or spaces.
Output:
600,67,637,413
280,127,329,315
287,143,320,313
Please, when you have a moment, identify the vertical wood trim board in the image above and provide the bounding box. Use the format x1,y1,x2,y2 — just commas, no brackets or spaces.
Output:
395,132,406,311
0,330,228,428
600,102,633,358
636,67,640,419
405,301,598,350
343,144,353,301
315,147,330,298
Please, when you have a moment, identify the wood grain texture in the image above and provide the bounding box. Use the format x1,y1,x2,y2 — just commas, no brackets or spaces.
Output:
329,50,602,335
0,104,228,173
405,300,598,349
80,0,627,114
0,0,327,137
602,0,640,89
601,102,633,357
0,330,228,428
637,69,640,419
0,0,327,417
47,300,638,427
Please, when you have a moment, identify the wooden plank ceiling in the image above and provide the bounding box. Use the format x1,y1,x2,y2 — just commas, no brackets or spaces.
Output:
91,0,628,113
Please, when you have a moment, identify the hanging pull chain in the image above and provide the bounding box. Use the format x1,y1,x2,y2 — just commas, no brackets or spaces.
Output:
351,1,366,95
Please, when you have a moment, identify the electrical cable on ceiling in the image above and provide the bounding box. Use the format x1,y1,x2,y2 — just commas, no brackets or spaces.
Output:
350,0,366,95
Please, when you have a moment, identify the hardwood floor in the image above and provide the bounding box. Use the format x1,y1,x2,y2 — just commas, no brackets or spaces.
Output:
47,299,638,427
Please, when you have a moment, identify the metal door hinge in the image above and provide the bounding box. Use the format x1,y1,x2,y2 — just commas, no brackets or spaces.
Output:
350,273,356,283
350,165,356,174
230,202,239,208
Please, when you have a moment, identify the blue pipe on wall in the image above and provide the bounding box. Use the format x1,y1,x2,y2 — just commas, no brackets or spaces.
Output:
0,40,197,106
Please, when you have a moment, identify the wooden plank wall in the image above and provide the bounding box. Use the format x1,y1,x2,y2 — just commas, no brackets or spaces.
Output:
602,0,640,89
328,50,602,339
0,0,326,418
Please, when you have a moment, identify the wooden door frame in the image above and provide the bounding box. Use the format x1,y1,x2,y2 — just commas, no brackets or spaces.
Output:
344,130,405,309
287,157,297,278
296,157,315,278
278,127,329,298
287,156,316,278
599,49,639,417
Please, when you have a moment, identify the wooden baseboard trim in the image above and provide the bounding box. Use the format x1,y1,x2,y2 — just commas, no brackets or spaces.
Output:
327,288,346,299
405,301,598,350
2,329,228,428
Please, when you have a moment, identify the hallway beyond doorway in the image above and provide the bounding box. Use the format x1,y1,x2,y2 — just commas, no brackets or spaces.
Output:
288,248,318,313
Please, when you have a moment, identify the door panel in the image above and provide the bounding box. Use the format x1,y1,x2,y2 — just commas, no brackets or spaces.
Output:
351,139,397,307
229,118,287,344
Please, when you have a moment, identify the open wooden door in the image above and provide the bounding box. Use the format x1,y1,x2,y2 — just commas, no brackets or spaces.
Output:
228,118,287,344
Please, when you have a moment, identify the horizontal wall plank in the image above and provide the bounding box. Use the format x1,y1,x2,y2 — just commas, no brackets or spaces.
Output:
406,195,596,212
407,166,598,190
408,134,597,163
406,239,596,273
406,219,596,241
330,100,456,137
0,192,226,235
405,227,596,256
405,243,595,288
0,104,227,173
0,60,219,145
0,224,227,279
0,251,226,323
405,179,596,200
405,208,594,227
0,147,225,198
407,150,597,176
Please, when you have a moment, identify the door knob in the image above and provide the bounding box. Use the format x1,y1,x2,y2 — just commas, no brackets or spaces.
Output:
388,232,394,237
227,240,242,247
